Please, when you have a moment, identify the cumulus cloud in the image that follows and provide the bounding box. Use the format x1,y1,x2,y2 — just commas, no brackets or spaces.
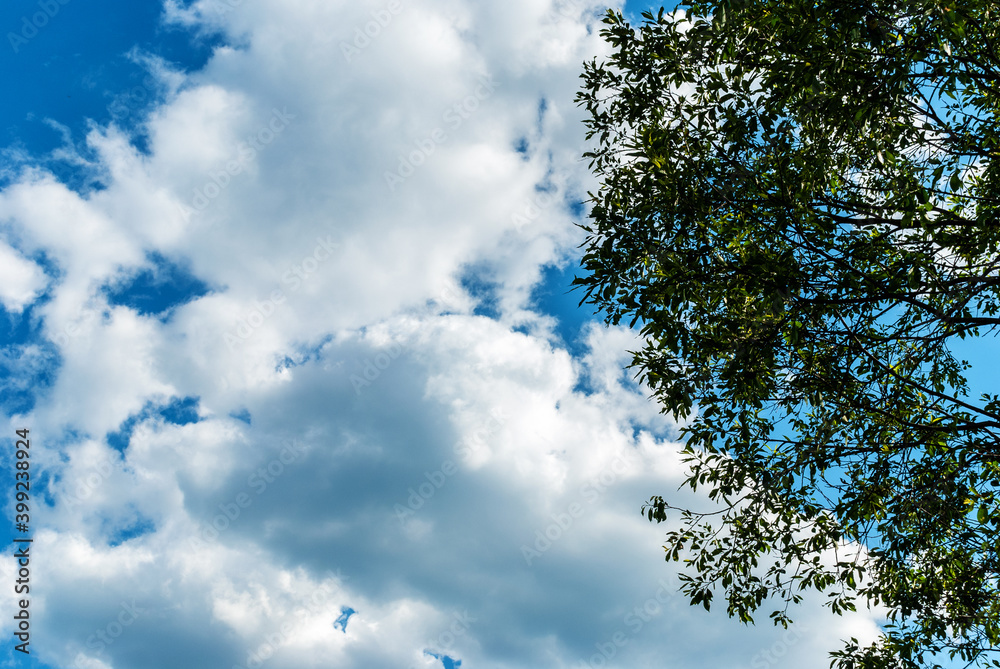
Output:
0,238,46,312
0,1,887,668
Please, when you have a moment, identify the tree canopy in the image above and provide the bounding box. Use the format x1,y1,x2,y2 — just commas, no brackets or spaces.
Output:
575,1,1000,666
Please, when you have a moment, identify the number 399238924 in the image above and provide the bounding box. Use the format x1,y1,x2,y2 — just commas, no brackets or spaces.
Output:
14,428,29,530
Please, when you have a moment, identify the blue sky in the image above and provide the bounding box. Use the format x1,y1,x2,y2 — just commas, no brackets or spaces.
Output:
0,1,985,669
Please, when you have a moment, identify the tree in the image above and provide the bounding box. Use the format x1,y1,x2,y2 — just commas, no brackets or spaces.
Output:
575,1,1000,667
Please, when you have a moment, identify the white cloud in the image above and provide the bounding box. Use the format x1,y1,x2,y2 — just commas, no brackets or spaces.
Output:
0,1,889,668
0,238,46,313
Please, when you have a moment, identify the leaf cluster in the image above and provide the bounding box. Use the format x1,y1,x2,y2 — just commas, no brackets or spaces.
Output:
577,2,1000,666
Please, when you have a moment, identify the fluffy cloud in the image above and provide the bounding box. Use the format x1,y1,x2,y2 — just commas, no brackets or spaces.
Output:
0,240,46,312
0,1,886,668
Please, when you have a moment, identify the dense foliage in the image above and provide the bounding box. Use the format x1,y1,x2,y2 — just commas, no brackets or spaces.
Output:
576,1,1000,666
